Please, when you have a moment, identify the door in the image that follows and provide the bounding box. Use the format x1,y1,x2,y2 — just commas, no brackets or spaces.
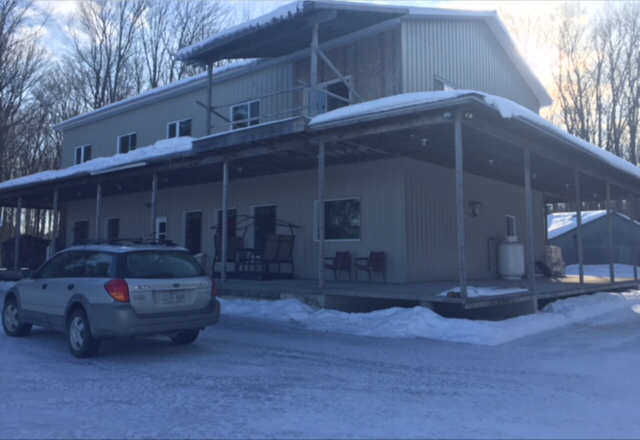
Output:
253,205,276,254
184,211,202,255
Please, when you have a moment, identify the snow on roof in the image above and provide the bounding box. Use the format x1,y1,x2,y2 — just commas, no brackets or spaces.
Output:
309,90,640,183
0,137,194,191
52,60,257,131
176,1,306,61
548,211,640,239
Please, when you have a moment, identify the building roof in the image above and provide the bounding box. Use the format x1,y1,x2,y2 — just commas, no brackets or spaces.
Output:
548,211,640,240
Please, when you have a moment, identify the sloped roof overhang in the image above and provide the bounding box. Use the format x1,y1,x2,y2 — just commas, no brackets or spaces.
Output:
2,95,638,210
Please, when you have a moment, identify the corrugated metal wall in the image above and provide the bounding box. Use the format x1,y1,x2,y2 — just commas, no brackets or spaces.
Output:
403,158,545,282
61,63,294,168
65,158,407,282
401,19,541,112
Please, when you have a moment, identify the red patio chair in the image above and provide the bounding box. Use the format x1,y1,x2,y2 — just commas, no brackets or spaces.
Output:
356,251,386,282
324,251,352,281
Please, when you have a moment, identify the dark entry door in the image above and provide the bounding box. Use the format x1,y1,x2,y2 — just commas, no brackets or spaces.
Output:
253,205,276,254
184,211,202,254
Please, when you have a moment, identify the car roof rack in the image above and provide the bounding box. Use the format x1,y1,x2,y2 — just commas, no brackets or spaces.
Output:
72,238,178,247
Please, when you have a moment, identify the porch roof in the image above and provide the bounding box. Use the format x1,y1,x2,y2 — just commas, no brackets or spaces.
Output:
0,92,638,210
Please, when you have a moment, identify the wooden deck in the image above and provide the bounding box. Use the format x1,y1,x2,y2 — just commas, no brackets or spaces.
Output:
217,275,640,312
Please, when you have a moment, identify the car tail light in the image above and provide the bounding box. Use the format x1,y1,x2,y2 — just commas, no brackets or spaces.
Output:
211,279,217,297
105,279,130,302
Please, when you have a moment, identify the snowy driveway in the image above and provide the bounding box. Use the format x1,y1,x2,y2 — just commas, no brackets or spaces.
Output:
1,295,640,439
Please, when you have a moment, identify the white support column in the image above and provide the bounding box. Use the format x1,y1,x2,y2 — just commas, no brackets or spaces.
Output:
13,196,22,272
221,159,229,284
150,173,158,239
51,190,59,255
575,170,584,284
454,114,467,298
95,182,102,240
206,62,213,136
310,23,319,118
606,181,615,282
524,149,537,296
318,143,326,290
632,195,638,280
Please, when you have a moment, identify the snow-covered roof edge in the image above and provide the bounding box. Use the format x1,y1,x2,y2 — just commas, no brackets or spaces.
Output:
308,90,640,185
0,137,195,192
52,60,258,132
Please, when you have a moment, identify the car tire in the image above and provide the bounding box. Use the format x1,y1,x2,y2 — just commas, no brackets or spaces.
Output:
2,297,32,337
67,309,101,358
170,329,199,345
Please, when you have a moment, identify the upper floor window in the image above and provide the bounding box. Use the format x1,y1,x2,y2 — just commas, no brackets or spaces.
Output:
117,132,137,154
307,77,352,116
167,118,191,138
231,100,260,130
74,144,92,165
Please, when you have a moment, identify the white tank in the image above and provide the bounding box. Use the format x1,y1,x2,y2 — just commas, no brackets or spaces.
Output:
498,236,525,280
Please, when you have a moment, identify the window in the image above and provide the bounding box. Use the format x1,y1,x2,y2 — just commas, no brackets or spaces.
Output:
35,251,75,279
155,216,167,242
307,77,352,116
106,218,120,240
74,145,92,165
253,205,276,253
506,215,517,237
82,252,114,277
167,118,192,138
231,100,260,130
314,197,361,241
184,211,202,255
216,208,237,237
72,220,89,244
117,132,137,154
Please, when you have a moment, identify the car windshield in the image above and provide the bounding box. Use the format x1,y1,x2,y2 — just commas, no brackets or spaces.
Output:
124,251,205,279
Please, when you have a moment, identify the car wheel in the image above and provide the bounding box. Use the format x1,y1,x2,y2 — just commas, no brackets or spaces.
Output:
2,298,32,337
170,329,199,345
67,309,101,358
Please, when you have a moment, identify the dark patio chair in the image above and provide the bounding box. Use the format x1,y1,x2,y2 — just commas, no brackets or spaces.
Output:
212,235,247,273
324,251,352,281
356,251,386,282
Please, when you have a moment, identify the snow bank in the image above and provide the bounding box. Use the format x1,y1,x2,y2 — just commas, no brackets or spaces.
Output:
221,290,640,346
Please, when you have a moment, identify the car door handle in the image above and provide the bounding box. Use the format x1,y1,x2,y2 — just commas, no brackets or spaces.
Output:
67,284,74,290
41,284,47,289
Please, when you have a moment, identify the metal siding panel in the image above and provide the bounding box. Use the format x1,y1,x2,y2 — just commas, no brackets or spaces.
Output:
403,20,540,112
404,158,545,282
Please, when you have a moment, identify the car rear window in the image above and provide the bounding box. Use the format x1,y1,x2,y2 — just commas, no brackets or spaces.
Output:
124,251,205,279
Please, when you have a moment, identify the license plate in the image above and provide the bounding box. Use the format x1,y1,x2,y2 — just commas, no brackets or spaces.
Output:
163,290,187,304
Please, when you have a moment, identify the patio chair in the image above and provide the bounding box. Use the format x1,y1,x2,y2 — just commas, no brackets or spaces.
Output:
356,251,386,282
212,235,248,273
247,233,295,277
324,251,352,281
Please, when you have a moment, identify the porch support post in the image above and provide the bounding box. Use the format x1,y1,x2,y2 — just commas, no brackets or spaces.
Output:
13,196,22,272
310,23,319,118
95,182,102,240
150,173,158,239
206,62,213,136
524,149,536,297
51,190,59,255
574,170,584,284
606,181,615,282
632,195,638,280
318,143,326,290
454,113,467,298
221,159,229,284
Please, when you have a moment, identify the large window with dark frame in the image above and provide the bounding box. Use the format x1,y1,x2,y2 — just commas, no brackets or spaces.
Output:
231,100,260,130
117,132,137,154
314,197,361,241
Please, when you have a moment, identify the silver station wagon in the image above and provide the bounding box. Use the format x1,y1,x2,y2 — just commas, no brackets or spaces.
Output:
2,241,220,358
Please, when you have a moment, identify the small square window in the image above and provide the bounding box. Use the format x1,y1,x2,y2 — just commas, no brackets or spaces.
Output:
74,145,92,165
118,133,137,154
167,119,191,138
231,100,260,130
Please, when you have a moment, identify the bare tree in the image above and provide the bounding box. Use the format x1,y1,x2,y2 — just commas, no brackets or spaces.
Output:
139,1,233,89
65,1,148,109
